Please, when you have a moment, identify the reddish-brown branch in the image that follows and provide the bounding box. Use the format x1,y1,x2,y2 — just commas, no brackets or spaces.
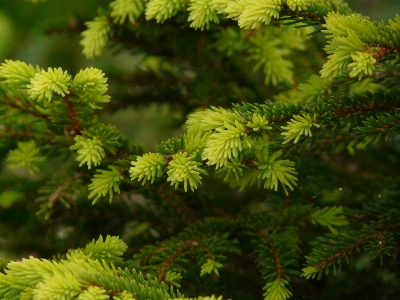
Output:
63,95,82,136
2,93,50,122
263,236,285,280
139,247,167,266
185,239,213,258
157,247,184,282
314,241,363,270
48,175,80,205
333,100,400,117
314,223,400,271
371,124,393,134
368,43,400,62
155,239,213,282
281,5,326,25
0,128,34,139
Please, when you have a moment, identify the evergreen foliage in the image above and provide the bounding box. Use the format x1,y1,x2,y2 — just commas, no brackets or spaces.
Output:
0,0,400,299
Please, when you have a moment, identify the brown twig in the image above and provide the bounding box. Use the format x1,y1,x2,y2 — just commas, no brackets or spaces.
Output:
63,95,82,136
2,92,50,122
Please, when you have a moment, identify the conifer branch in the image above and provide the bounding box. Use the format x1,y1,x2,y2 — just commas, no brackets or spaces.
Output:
63,95,82,136
157,243,185,282
302,215,400,280
2,2,400,300
0,236,183,300
262,236,287,280
1,92,50,122
155,185,199,223
48,176,76,205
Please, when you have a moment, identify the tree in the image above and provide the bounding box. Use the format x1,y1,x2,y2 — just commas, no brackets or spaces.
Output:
0,0,399,299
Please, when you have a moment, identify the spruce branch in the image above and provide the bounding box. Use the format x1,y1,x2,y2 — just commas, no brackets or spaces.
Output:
77,285,109,300
0,60,40,89
236,0,282,30
263,279,292,300
82,235,128,264
215,159,249,182
245,113,273,132
186,106,242,133
70,135,106,169
239,204,349,299
164,271,183,287
329,90,400,118
354,112,400,145
47,176,77,206
247,27,300,86
302,213,400,280
281,113,320,144
88,166,124,204
0,90,51,122
256,150,297,195
285,0,308,12
6,140,45,174
63,94,83,136
27,68,71,102
348,51,377,80
154,184,200,223
188,0,219,30
199,258,223,276
129,89,400,195
167,151,208,192
1,62,113,139
132,103,304,193
202,120,247,168
148,234,235,281
80,16,111,59
232,101,301,125
256,228,299,300
172,296,223,300
224,0,350,32
130,152,166,185
247,204,314,233
310,206,349,234
2,3,400,300
36,174,82,220
301,231,367,279
297,75,332,103
70,125,122,169
135,219,239,282
70,67,110,109
0,236,183,300
33,273,82,300
110,0,146,24
145,0,187,23
321,12,400,82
